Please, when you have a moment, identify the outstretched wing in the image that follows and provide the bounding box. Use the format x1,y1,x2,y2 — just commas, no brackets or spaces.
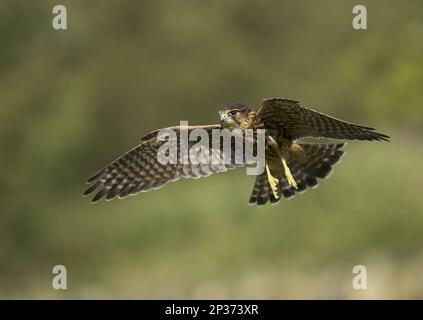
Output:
84,125,244,203
257,98,390,142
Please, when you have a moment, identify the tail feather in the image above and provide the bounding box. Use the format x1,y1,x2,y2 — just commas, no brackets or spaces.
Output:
298,143,346,178
248,143,346,205
249,173,273,205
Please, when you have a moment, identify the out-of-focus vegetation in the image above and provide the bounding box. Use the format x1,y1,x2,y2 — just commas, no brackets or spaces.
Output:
1,0,422,299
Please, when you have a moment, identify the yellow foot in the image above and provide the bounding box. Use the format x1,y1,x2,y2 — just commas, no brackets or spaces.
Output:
266,165,280,200
282,158,298,190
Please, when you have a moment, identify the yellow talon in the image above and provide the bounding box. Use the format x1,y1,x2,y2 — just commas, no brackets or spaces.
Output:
282,158,298,190
266,165,280,199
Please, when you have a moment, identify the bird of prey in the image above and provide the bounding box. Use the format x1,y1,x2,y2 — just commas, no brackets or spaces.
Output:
84,98,389,205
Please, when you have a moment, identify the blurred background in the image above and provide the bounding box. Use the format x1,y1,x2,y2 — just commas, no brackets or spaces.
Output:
1,0,422,299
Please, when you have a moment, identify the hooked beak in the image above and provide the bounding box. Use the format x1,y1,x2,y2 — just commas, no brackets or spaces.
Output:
219,111,228,126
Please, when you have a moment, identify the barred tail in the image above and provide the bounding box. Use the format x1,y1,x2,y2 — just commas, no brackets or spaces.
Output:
249,172,274,205
248,143,346,206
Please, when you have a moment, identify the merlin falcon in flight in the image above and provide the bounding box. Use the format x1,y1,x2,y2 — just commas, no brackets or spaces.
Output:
84,98,389,205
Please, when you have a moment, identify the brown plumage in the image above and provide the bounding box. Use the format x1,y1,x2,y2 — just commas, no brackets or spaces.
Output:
249,143,346,205
84,97,389,205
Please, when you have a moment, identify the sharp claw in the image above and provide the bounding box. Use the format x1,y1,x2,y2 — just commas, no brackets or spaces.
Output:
266,165,280,199
282,159,298,190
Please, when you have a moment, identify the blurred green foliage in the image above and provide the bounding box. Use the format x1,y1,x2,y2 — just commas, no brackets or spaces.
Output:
0,0,422,298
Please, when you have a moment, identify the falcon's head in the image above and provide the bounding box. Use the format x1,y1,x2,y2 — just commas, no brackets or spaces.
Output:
219,103,253,129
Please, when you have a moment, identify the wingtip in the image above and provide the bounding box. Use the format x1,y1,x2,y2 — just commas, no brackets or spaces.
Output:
91,193,104,204
87,171,104,184
364,128,390,142
81,190,100,204
375,133,391,142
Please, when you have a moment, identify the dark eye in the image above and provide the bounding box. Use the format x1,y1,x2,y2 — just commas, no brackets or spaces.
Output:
229,110,237,116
